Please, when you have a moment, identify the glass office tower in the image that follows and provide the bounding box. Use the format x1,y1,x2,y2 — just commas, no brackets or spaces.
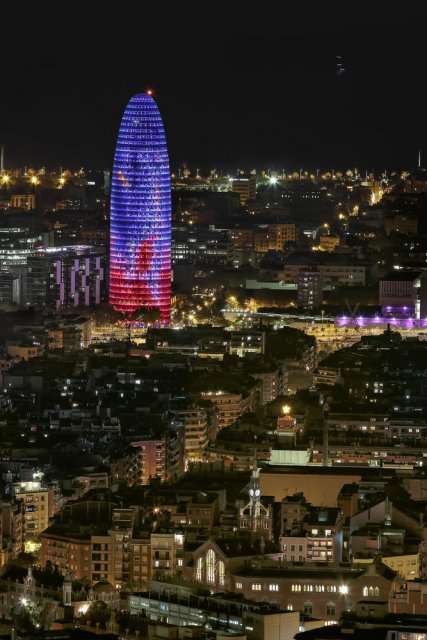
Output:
109,92,171,323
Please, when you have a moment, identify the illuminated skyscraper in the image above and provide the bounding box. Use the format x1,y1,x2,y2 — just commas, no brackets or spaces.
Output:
109,92,171,323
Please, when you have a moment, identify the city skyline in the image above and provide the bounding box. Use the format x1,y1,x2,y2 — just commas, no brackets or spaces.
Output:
3,8,427,639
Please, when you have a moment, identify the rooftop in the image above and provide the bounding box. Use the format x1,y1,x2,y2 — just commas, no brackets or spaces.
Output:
380,270,422,282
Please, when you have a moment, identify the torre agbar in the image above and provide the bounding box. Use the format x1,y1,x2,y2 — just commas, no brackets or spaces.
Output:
109,93,171,323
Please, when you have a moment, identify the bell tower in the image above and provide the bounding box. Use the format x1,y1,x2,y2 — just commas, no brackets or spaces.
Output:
239,467,273,541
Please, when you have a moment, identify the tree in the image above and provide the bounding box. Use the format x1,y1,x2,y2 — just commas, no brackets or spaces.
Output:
129,307,162,325
11,599,53,632
15,552,37,567
82,601,111,628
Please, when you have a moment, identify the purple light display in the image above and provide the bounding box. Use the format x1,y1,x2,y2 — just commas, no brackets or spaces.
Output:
109,93,171,323
335,315,427,329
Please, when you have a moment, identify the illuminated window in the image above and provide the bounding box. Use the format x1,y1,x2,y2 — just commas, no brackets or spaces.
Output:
196,557,203,582
206,549,216,584
269,584,279,591
326,602,335,616
218,560,225,587
236,582,242,589
252,583,262,591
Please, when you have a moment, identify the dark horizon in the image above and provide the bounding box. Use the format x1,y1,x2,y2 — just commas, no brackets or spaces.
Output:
1,5,427,172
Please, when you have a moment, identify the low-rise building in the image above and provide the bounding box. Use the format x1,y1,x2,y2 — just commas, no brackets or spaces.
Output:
232,560,396,624
128,587,300,640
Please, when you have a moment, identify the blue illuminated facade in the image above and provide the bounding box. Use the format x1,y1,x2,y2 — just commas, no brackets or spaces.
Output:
109,93,171,323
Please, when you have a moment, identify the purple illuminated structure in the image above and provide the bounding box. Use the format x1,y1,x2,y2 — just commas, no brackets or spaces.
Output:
335,311,427,330
109,92,171,323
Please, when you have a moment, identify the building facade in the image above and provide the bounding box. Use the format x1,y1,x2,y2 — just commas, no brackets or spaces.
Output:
298,269,323,309
171,407,208,461
26,246,106,308
379,270,427,318
109,92,171,322
232,173,256,205
232,561,395,625
12,480,53,545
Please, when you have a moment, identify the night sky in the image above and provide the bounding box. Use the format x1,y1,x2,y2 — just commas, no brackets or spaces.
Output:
2,4,427,172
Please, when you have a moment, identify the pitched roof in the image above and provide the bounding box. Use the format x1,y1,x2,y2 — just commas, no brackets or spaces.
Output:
200,536,280,558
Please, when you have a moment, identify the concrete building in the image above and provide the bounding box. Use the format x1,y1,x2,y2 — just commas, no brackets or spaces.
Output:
1,499,24,561
12,479,53,544
26,246,106,309
285,254,374,287
230,228,254,246
251,368,282,405
379,270,427,318
40,506,151,588
260,466,382,504
280,494,310,537
229,331,265,357
254,230,272,253
389,579,427,614
354,550,419,581
304,508,343,563
0,225,42,304
232,560,396,624
270,223,297,249
151,531,180,580
200,391,251,432
39,494,152,587
128,587,300,640
171,407,208,461
232,173,256,205
130,426,185,484
130,535,151,587
10,194,36,210
280,501,343,564
385,214,418,236
42,530,91,578
6,343,40,360
319,235,340,252
298,269,323,309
